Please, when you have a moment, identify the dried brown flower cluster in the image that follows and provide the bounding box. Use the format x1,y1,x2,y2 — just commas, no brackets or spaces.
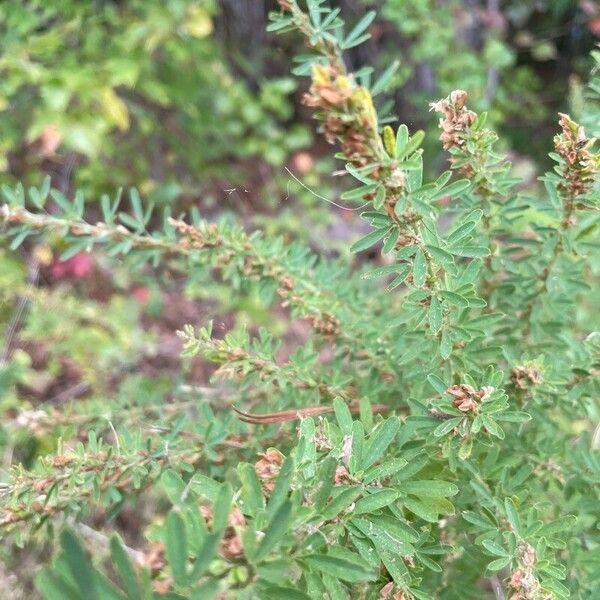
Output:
168,217,222,250
431,90,477,152
554,113,600,200
379,581,408,599
511,366,542,390
303,64,381,167
508,544,549,600
200,505,246,559
446,384,494,413
254,448,285,492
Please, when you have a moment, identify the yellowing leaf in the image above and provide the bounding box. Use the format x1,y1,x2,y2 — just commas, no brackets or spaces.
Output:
183,7,213,38
100,87,130,131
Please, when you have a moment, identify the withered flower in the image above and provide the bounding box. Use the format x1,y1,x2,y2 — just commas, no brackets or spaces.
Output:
446,384,493,413
554,113,600,201
255,448,285,491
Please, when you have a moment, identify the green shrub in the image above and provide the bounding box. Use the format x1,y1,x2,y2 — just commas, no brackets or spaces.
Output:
0,0,310,198
0,1,599,599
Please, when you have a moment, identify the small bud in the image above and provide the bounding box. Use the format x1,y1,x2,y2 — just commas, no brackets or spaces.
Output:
383,125,396,156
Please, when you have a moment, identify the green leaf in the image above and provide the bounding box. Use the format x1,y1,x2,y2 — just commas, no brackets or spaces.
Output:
404,480,458,497
397,130,425,160
428,295,443,334
482,540,509,557
435,179,471,200
342,10,376,49
189,533,220,582
386,265,411,291
166,511,188,585
413,248,427,287
371,60,400,96
267,456,294,519
427,374,447,395
446,220,478,245
239,463,265,516
212,483,233,533
361,263,404,280
438,290,469,308
314,458,337,511
382,227,400,253
36,569,80,600
462,511,495,529
449,245,490,258
373,185,386,210
109,535,140,600
395,124,409,157
255,501,292,562
341,183,379,201
161,469,187,506
402,497,438,522
440,329,452,359
333,397,353,434
354,489,399,514
539,515,577,536
302,554,376,583
321,488,362,520
361,417,401,470
481,415,505,439
60,529,99,600
262,586,311,600
495,411,531,423
363,457,408,484
350,226,390,253
433,417,461,437
504,498,522,536
487,557,511,572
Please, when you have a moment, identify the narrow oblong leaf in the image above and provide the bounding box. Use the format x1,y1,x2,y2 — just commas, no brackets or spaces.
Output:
428,295,443,334
353,489,399,514
255,500,292,562
350,226,390,253
361,417,401,470
109,535,140,600
403,480,458,497
166,511,188,586
303,554,376,583
413,248,427,287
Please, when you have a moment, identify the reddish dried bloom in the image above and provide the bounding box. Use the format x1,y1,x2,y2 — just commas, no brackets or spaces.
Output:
510,569,525,589
430,90,477,152
144,542,166,572
302,64,382,171
255,448,285,491
379,582,409,600
303,65,353,111
51,455,73,468
520,543,536,567
446,384,493,413
152,578,172,594
221,533,244,559
168,217,221,250
306,312,341,338
334,465,352,484
200,505,246,559
33,478,53,493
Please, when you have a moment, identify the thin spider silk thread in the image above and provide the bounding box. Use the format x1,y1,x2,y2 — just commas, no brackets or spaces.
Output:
284,167,369,211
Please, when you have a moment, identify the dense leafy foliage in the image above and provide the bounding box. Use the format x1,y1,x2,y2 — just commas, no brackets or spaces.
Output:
1,1,599,599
